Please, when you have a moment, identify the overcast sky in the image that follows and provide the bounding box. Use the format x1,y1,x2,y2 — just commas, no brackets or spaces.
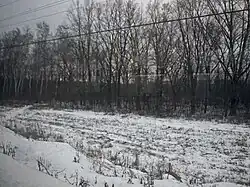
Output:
0,0,159,34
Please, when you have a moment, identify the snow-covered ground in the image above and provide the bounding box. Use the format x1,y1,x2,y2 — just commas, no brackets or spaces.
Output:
0,105,249,187
0,153,72,187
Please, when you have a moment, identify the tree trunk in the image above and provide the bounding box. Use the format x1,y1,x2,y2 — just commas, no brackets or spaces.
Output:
29,76,32,97
229,96,237,116
45,73,48,101
108,47,113,107
190,91,196,115
190,77,196,115
117,69,121,108
159,67,164,114
2,77,7,99
36,77,39,100
171,85,177,111
229,81,238,116
39,71,44,100
155,59,161,114
19,78,24,98
14,77,18,98
17,73,23,97
9,78,13,97
136,67,141,111
204,78,208,114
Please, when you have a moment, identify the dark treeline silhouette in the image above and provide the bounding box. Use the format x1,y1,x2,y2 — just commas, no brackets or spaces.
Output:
1,0,250,117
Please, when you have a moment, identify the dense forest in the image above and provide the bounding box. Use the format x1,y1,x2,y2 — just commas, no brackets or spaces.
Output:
0,0,250,117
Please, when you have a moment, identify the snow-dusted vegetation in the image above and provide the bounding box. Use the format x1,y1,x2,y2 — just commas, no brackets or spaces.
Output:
1,106,249,187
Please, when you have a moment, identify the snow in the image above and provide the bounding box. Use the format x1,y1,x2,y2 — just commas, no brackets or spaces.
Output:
0,125,188,187
2,105,32,121
0,105,249,187
203,183,245,187
0,153,72,187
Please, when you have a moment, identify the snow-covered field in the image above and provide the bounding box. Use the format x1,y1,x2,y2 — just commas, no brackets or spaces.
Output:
0,153,72,187
0,105,249,187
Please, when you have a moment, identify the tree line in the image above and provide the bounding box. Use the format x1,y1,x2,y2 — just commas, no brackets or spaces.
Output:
1,0,250,117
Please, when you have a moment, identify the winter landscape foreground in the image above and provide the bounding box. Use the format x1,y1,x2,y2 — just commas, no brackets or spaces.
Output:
0,105,249,187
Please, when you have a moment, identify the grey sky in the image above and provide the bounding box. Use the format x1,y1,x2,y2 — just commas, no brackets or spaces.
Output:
0,0,80,33
0,0,160,34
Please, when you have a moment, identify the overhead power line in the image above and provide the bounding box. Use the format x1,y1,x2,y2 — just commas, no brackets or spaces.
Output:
0,0,20,8
0,0,70,22
0,10,69,29
0,8,248,50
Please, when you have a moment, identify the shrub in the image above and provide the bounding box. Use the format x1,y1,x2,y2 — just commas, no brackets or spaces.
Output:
0,141,17,158
37,156,53,176
73,152,80,163
54,134,64,142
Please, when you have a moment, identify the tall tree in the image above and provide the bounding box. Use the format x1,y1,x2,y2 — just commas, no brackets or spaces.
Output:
176,0,207,115
203,0,250,115
33,21,52,100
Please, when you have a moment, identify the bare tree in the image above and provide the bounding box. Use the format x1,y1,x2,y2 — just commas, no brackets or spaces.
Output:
176,0,207,115
202,0,250,115
33,22,52,100
1,0,250,118
0,27,33,99
125,0,145,110
94,0,120,107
